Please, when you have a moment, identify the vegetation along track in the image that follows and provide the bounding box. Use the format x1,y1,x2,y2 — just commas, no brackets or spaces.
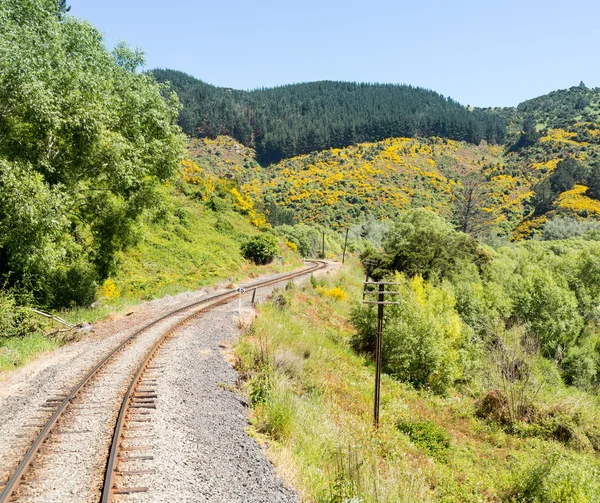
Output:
0,260,326,503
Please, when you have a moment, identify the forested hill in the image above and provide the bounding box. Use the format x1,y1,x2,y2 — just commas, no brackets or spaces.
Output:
516,83,600,129
151,69,507,164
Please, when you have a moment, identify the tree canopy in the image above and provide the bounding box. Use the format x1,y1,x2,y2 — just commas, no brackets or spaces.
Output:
0,0,185,307
151,69,507,165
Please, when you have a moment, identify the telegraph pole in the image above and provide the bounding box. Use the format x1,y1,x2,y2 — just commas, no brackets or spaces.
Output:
362,279,400,428
342,228,349,265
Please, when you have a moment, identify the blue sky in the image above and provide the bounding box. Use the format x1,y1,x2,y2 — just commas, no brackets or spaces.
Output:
70,0,600,107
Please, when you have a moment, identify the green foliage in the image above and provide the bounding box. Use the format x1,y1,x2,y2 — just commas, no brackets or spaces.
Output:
512,266,583,357
517,85,600,129
241,234,279,265
378,209,489,281
248,369,272,406
533,158,591,215
542,217,600,240
0,291,41,338
396,418,451,461
561,346,597,389
274,224,322,257
0,0,185,307
507,453,600,503
152,69,507,165
351,274,466,394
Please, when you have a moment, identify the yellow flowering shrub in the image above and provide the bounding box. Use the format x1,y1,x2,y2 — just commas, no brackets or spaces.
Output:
100,279,120,299
556,185,600,217
317,286,346,301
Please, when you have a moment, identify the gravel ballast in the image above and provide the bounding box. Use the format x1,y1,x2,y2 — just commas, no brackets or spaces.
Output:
0,263,335,502
114,301,298,503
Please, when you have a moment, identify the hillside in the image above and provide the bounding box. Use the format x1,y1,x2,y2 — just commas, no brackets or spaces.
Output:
186,129,600,240
151,69,507,164
517,84,600,129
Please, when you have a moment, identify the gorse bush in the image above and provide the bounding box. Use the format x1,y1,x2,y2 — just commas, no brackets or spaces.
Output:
241,234,279,265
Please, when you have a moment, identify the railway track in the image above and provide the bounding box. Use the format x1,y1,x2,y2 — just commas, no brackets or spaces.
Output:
0,260,326,503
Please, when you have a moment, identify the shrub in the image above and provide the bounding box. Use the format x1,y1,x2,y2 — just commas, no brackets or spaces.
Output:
561,346,598,388
214,217,235,235
241,234,279,265
542,217,600,241
47,265,97,309
0,290,41,338
513,266,583,357
207,194,228,212
397,418,451,461
377,208,491,281
350,274,465,394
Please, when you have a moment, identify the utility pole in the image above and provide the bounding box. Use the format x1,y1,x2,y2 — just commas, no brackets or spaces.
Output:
322,231,325,259
342,228,349,265
362,279,400,428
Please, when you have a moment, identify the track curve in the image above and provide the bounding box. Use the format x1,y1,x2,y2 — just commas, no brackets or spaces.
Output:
0,260,327,503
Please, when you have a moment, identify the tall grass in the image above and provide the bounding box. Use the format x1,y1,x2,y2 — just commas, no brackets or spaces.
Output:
236,259,600,503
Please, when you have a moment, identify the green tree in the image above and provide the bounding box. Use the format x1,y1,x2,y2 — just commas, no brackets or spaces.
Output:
0,0,185,306
379,209,489,281
350,274,465,394
512,265,583,357
57,0,69,14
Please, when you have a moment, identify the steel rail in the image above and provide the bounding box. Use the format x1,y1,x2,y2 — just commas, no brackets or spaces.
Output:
0,260,325,503
101,259,326,501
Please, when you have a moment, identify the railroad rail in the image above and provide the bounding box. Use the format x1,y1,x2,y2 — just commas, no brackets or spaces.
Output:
0,260,326,503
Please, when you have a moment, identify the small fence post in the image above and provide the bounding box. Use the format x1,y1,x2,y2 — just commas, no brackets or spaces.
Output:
237,287,246,321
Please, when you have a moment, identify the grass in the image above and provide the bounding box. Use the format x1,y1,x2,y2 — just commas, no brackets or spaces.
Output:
57,185,304,328
0,332,60,372
235,258,600,503
106,187,303,304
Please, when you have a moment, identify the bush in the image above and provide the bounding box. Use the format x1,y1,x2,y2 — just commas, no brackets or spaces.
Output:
241,234,279,265
513,266,583,357
379,208,490,281
0,290,41,338
561,346,598,388
542,217,600,241
350,274,465,394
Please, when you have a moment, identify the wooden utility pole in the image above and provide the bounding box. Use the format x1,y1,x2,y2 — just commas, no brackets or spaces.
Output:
363,280,400,428
322,231,325,259
342,228,349,265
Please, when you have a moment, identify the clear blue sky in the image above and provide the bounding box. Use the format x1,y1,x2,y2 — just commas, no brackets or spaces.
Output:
70,0,600,107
